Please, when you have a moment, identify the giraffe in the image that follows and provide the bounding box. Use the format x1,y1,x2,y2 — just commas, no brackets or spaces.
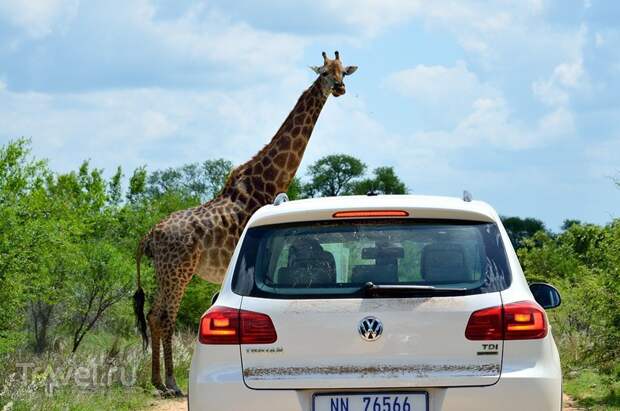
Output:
133,51,357,396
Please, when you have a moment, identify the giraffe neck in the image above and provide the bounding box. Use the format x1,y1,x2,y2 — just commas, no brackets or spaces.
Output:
221,77,329,213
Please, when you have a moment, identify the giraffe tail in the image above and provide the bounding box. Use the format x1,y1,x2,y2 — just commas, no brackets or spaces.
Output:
133,235,149,351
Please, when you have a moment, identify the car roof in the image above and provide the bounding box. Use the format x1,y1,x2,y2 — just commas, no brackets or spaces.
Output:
247,194,501,228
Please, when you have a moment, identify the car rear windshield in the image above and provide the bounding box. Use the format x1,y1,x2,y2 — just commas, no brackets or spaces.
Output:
232,219,511,299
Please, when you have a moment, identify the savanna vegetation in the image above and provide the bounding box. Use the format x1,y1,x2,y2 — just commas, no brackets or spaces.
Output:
0,139,618,410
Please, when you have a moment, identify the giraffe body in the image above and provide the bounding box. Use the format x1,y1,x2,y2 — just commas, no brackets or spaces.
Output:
133,52,357,396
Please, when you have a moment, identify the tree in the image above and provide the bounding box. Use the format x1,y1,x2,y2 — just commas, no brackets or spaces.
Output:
302,154,366,197
561,219,582,231
146,159,233,202
286,176,303,200
500,216,547,249
0,139,49,354
519,221,620,375
32,168,95,351
65,241,132,353
202,159,234,199
108,166,123,205
352,166,407,195
127,166,147,203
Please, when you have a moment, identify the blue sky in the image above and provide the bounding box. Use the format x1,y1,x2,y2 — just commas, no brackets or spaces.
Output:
1,0,619,229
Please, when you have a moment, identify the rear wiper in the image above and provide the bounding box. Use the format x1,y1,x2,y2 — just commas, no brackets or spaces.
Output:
362,282,469,297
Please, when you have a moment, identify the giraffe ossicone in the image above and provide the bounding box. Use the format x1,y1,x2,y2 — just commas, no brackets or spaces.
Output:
133,51,357,396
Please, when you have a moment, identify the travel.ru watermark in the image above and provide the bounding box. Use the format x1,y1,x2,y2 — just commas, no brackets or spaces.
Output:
14,361,138,396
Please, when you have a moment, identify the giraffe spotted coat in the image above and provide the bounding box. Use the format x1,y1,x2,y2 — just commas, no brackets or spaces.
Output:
133,51,357,396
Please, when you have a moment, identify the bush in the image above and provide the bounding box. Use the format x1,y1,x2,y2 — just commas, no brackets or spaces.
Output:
519,222,620,375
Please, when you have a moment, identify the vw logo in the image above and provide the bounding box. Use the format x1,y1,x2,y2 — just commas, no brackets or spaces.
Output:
358,316,383,341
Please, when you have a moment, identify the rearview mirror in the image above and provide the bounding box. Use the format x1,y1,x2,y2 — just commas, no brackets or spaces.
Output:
529,282,561,309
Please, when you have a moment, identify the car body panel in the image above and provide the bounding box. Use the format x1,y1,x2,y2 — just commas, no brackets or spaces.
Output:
240,293,502,389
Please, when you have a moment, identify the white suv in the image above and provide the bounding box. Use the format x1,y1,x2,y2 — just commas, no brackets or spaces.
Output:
189,195,562,411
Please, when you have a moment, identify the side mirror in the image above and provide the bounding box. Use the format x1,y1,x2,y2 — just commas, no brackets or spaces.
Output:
210,291,220,306
529,282,561,309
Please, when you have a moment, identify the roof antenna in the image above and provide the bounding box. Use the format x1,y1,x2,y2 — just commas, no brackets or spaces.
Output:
273,192,289,206
463,190,472,202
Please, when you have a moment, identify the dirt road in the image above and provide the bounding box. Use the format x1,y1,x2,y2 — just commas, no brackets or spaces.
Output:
150,398,186,411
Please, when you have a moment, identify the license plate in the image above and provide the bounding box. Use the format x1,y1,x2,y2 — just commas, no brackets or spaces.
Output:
313,392,428,411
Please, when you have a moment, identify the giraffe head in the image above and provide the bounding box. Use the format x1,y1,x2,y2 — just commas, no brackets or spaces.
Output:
310,51,357,97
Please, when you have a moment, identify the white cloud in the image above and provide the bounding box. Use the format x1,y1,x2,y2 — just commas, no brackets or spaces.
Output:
303,95,459,188
141,110,178,140
554,59,585,88
320,0,423,37
0,0,79,38
313,1,532,39
0,72,315,173
141,3,307,77
319,0,548,49
531,26,588,107
532,77,570,107
1,0,308,89
386,61,486,105
387,87,575,151
385,61,506,129
412,97,521,150
384,60,576,150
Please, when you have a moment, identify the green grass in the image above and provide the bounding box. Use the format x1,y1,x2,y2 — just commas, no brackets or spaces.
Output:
0,331,195,411
6,385,155,411
564,369,620,410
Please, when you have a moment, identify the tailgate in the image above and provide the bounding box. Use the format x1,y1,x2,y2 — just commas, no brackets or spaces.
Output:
240,293,502,389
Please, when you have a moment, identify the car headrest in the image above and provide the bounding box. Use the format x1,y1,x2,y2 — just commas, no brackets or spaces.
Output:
278,239,336,286
421,243,471,283
288,237,324,265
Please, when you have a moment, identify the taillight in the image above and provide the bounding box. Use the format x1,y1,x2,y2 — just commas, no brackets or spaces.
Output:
464,305,503,340
465,301,547,341
503,301,548,340
198,306,277,345
198,306,239,344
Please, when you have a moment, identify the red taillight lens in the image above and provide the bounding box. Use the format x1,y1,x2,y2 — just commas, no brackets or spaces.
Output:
465,305,503,340
504,301,548,340
239,310,278,344
198,306,277,345
465,301,547,341
199,306,239,344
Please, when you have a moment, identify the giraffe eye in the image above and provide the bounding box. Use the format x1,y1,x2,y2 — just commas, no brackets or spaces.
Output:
321,72,329,77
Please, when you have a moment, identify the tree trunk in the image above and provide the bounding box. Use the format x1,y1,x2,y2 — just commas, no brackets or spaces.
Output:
31,300,53,354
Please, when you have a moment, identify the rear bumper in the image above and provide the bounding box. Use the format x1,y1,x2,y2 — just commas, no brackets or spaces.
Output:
189,348,561,411
190,378,561,411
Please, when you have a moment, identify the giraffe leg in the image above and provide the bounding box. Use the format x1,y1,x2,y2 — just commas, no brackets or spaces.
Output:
147,307,167,394
150,234,200,396
162,327,183,396
161,278,191,397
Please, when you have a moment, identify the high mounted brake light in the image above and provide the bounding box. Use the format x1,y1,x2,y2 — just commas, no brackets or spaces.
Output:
465,301,548,340
199,306,277,345
332,210,409,218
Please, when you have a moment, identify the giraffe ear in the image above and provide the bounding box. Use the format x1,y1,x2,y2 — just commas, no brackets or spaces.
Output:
344,66,358,76
310,65,327,74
